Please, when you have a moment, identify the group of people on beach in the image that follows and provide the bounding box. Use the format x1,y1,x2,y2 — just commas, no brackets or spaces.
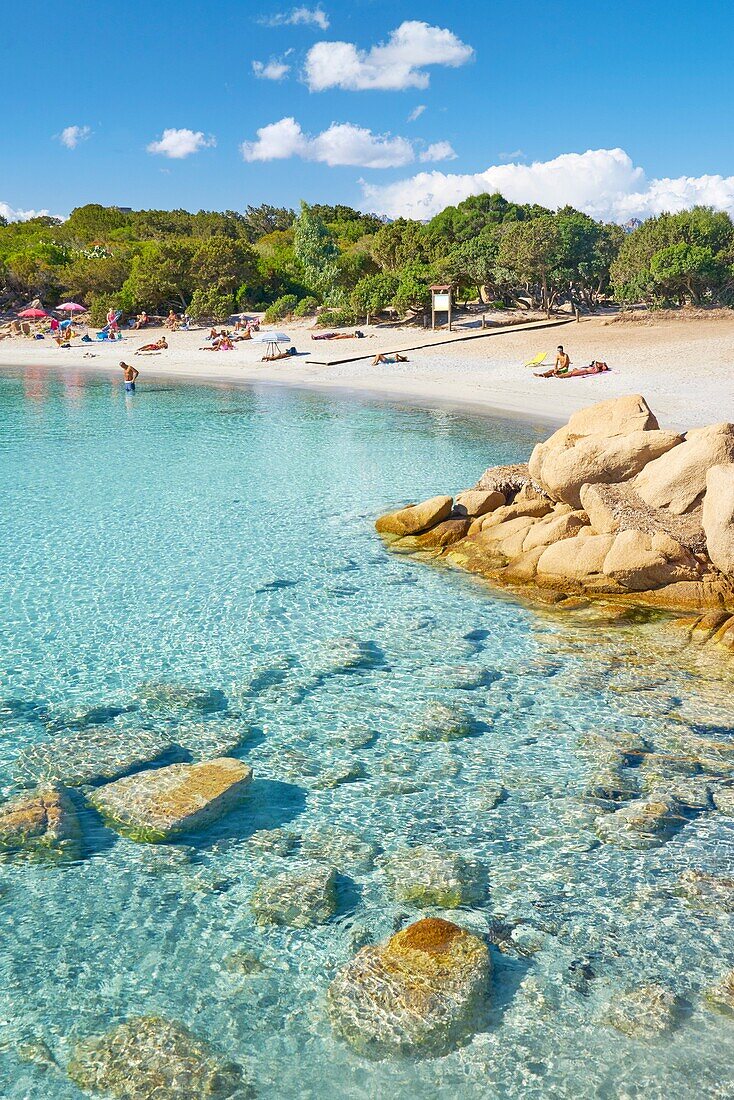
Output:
535,346,610,379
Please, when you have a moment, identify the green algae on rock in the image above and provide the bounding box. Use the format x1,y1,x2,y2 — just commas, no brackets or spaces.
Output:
134,681,229,716
382,846,488,908
704,970,734,1017
88,758,252,842
0,784,82,862
67,1015,248,1099
411,702,474,742
250,862,337,927
327,917,491,1058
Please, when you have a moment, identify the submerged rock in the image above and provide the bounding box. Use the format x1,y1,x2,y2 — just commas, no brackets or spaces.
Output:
382,846,487,908
311,761,367,789
134,681,229,716
595,796,686,849
712,786,734,814
305,637,381,676
0,785,82,862
14,726,177,788
247,827,299,856
327,917,491,1057
583,765,640,806
89,758,252,842
250,863,337,927
470,781,507,811
172,719,252,762
412,702,474,742
678,869,734,912
603,983,681,1039
67,1016,247,1099
704,970,734,1017
300,826,380,871
222,949,268,976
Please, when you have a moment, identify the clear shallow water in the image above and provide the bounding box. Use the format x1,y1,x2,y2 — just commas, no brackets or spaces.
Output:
0,367,732,1099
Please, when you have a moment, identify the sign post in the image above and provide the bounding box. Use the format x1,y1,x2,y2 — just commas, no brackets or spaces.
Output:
430,284,452,331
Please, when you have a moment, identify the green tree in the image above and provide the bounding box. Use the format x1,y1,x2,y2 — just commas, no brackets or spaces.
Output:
371,219,429,272
188,287,235,321
350,273,399,318
293,203,342,304
121,240,196,311
496,216,562,313
649,242,722,304
191,236,259,294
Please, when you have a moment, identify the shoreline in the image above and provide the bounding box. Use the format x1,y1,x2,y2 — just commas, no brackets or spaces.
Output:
2,312,734,431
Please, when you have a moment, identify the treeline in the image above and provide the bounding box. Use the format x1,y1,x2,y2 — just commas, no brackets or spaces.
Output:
2,197,734,325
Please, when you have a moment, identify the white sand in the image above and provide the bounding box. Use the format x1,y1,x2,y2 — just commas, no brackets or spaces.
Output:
2,313,733,430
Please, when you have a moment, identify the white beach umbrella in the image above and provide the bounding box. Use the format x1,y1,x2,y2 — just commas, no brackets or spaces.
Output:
251,331,292,358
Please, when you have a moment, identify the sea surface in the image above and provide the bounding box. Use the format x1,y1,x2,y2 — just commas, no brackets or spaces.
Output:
0,366,732,1099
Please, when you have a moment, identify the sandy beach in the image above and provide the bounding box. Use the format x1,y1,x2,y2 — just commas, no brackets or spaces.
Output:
2,312,733,430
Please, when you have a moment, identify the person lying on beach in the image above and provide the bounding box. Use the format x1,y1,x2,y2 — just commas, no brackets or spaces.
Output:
135,337,168,354
536,360,610,379
120,361,140,392
311,330,367,341
261,346,297,361
133,311,149,330
232,329,252,341
372,353,408,365
200,335,234,351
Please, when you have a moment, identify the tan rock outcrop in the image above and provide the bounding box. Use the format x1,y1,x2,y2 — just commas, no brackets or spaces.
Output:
475,462,531,496
0,785,82,862
634,423,734,514
602,529,700,591
703,464,734,574
453,490,505,517
579,482,707,552
375,496,453,537
522,510,589,552
536,534,616,585
533,430,682,508
413,518,471,549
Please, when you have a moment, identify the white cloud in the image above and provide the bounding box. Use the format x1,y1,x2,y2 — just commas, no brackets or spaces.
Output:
263,5,329,29
58,125,91,149
0,202,64,222
499,149,525,162
361,147,734,223
304,20,474,92
420,141,457,163
242,116,415,168
252,58,291,80
408,104,426,122
146,128,216,159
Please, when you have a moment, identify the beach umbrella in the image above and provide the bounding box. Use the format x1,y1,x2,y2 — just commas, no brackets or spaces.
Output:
18,307,47,334
57,301,85,333
251,331,291,358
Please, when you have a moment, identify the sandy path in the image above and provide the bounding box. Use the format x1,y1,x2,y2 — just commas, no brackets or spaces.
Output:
1,314,733,430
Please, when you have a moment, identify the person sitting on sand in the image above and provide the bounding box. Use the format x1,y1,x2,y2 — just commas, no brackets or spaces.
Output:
135,337,168,354
554,345,571,375
372,353,408,365
120,361,139,392
164,310,179,330
133,311,149,330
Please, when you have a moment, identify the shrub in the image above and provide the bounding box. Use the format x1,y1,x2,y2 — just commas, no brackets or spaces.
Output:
293,295,320,318
350,273,398,318
188,288,235,322
263,294,298,322
487,299,506,310
316,307,357,328
87,293,119,328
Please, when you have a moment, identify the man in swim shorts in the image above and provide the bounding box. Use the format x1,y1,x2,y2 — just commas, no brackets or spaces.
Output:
554,346,571,374
120,361,139,392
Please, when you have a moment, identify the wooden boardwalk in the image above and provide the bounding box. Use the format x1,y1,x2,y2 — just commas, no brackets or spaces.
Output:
305,315,577,366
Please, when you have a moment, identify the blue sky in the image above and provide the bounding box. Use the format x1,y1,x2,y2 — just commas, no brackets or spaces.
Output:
2,0,734,222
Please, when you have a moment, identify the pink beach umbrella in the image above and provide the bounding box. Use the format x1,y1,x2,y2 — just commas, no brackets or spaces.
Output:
17,307,47,334
57,301,86,331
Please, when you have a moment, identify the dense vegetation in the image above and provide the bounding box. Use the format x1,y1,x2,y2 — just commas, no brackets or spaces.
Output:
2,197,733,324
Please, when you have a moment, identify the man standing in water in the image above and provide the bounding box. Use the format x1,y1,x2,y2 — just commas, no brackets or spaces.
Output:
120,361,139,393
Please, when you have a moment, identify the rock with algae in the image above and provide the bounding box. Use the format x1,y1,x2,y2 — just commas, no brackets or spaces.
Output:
250,862,337,927
14,726,178,788
411,702,474,742
603,983,681,1040
678,870,734,913
595,795,686,849
300,825,380,871
704,970,734,1016
66,1015,248,1099
88,758,252,842
0,785,82,862
382,846,487,908
134,681,229,717
327,917,491,1058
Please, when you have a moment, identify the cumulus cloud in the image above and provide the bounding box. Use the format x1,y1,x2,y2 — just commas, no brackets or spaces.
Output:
262,5,329,29
146,128,216,159
0,202,63,222
58,125,91,149
252,57,291,80
241,116,415,168
304,20,474,92
361,147,734,223
499,148,525,161
408,104,426,122
420,141,457,163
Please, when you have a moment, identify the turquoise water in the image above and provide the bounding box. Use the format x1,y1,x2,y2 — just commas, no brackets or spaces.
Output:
0,367,732,1099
